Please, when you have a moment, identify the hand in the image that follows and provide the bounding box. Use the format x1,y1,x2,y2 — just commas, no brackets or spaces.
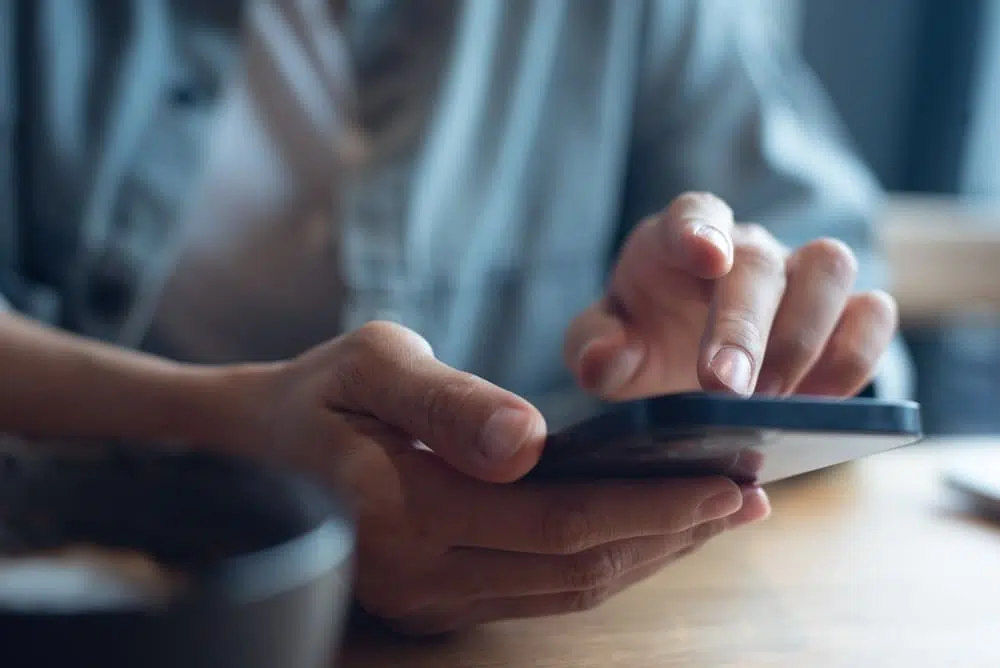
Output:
565,193,898,399
242,322,770,635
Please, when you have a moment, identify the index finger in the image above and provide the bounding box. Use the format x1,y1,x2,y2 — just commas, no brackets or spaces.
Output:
698,225,789,395
435,475,745,554
647,192,736,279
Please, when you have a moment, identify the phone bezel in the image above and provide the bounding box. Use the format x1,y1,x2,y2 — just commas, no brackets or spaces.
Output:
527,393,923,484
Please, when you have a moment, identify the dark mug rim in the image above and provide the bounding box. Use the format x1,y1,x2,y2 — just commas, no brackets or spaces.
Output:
0,447,356,615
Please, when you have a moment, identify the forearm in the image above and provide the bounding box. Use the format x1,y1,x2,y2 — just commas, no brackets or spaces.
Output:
0,311,258,449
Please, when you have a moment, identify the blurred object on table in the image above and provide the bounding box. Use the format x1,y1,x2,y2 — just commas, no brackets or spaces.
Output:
943,445,1000,521
881,194,1000,322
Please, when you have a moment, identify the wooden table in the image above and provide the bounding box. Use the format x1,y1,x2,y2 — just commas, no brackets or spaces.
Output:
340,439,1000,667
880,194,1000,322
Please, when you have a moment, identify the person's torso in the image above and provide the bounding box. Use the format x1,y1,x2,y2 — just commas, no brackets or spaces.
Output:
18,0,652,399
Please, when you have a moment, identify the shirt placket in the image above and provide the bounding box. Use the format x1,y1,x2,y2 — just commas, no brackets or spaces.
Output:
339,157,417,334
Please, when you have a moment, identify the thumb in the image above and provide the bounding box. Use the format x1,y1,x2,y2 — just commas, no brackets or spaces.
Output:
564,299,646,398
327,322,546,483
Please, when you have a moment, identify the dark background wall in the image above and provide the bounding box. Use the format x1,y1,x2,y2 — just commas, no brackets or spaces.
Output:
797,0,1000,434
801,0,985,193
801,0,926,190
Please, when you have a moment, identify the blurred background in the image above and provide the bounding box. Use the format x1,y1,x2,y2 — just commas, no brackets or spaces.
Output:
758,0,1000,435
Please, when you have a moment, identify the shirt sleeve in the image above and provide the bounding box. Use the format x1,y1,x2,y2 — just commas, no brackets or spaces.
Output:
621,0,912,398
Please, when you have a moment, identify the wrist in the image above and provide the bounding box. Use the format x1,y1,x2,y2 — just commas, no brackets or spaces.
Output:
0,312,284,452
165,362,281,456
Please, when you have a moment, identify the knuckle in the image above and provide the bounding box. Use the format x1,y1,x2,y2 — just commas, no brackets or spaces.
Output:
734,234,786,277
799,238,859,288
740,221,768,237
768,330,824,368
332,325,394,399
714,308,766,356
827,341,875,381
738,222,777,245
339,322,394,370
351,320,397,350
539,500,594,554
566,546,627,591
671,191,733,218
421,380,478,440
333,321,435,403
564,586,614,613
348,320,433,360
855,290,899,328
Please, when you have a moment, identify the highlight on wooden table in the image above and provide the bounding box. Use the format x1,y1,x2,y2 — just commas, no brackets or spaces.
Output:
341,438,1000,668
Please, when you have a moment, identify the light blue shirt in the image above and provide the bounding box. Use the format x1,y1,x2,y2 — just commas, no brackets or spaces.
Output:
0,0,912,421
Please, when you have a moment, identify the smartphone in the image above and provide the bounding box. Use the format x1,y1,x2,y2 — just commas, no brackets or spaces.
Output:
527,392,923,485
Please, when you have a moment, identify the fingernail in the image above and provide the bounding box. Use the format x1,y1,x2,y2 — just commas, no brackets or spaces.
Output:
696,486,744,522
594,345,643,395
479,408,537,462
727,486,772,527
691,222,731,259
755,371,783,396
710,346,753,395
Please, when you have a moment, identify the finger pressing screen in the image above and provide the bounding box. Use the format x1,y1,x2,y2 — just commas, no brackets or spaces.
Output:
698,226,788,395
